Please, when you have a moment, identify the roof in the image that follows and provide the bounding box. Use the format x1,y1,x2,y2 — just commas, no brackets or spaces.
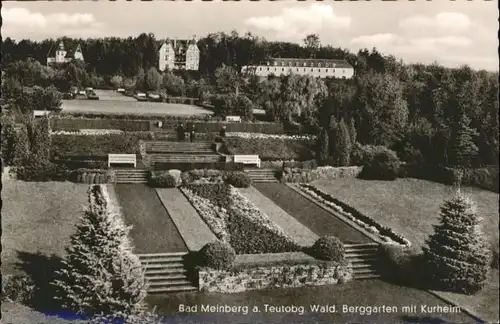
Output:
265,58,353,69
47,41,83,58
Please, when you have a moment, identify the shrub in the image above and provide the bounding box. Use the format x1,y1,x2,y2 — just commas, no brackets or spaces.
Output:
199,241,236,270
423,191,491,294
50,118,151,132
2,275,35,303
311,236,345,262
16,159,70,181
491,242,499,270
378,244,424,285
351,143,393,166
224,171,251,188
149,172,177,188
359,149,400,180
224,137,315,161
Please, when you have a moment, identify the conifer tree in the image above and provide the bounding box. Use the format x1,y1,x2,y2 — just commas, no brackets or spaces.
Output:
332,119,352,166
52,185,147,317
423,190,491,294
317,127,330,166
450,113,478,167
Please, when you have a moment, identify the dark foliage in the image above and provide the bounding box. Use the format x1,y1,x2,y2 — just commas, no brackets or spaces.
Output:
224,137,315,161
148,172,177,188
199,241,236,270
311,236,345,262
154,161,244,172
359,149,401,180
224,171,251,188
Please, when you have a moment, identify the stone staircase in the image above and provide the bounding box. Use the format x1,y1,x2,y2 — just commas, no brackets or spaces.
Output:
114,169,149,184
138,252,198,293
245,168,279,183
344,243,380,280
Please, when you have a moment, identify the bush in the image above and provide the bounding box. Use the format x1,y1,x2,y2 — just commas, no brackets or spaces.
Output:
378,244,424,285
2,275,35,303
149,172,177,188
69,169,116,184
224,171,251,188
351,143,393,165
311,236,345,262
154,161,244,172
50,118,151,131
199,241,236,270
359,149,400,180
224,137,315,161
16,160,70,181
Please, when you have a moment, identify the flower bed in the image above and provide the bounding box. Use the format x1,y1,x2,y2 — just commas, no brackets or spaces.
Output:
297,183,411,247
199,256,352,293
50,129,124,135
181,184,300,254
282,166,363,183
227,132,315,140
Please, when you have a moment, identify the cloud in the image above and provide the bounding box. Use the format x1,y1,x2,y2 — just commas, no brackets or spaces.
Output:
2,8,104,38
245,4,351,40
399,12,472,32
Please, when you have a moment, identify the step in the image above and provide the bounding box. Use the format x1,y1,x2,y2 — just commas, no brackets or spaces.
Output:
142,262,184,269
344,243,379,248
138,252,188,258
144,268,188,276
147,279,193,287
140,256,184,264
147,286,198,293
351,263,378,269
353,266,378,273
354,274,381,280
347,257,377,264
145,274,188,281
345,251,378,258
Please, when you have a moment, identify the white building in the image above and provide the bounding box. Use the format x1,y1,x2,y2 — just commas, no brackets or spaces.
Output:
46,41,84,66
242,58,354,80
158,38,200,71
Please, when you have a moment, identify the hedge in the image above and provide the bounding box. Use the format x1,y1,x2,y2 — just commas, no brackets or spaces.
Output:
281,166,363,183
400,164,499,193
154,162,244,172
68,168,116,184
50,118,151,132
223,137,315,161
51,133,151,157
161,121,285,134
58,111,214,121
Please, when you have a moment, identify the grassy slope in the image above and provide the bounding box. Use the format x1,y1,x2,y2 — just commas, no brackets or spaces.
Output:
113,184,188,254
313,177,499,323
253,183,373,244
1,302,87,324
1,179,89,275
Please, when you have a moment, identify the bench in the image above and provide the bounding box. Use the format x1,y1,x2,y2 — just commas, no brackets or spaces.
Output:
108,154,137,168
233,155,261,168
226,115,242,123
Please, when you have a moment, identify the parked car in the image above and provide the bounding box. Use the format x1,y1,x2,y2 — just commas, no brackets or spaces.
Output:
87,91,99,100
147,93,162,102
134,92,148,101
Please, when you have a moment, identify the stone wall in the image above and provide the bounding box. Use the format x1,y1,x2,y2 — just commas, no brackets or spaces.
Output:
199,262,352,293
282,166,363,183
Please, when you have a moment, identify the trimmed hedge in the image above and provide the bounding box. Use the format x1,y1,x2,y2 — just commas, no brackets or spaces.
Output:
311,236,345,262
51,133,151,157
281,166,363,183
16,161,70,182
223,137,315,161
359,150,400,181
224,172,251,188
199,241,236,270
162,121,285,134
50,118,151,131
58,111,214,121
68,168,116,184
154,162,244,172
149,172,177,188
400,164,499,193
378,244,425,286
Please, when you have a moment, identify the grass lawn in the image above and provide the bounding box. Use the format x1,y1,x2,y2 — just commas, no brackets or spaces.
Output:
253,183,373,244
113,184,188,254
312,177,499,323
61,97,213,116
147,279,475,323
1,179,89,275
1,302,86,324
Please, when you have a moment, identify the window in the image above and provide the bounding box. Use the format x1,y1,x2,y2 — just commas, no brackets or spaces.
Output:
311,68,313,72
304,68,306,72
318,63,322,67
259,67,262,71
267,67,270,71
326,69,328,73
282,68,284,72
296,68,299,72
318,69,321,72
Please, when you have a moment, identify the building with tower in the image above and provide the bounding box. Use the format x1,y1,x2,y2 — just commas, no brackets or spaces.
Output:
46,41,84,66
158,38,200,71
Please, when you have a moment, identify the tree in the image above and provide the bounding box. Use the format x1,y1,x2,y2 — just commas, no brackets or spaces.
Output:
135,67,146,92
317,127,330,166
110,75,124,89
333,119,352,166
145,67,162,92
162,72,185,97
52,185,147,317
449,113,478,167
303,34,320,58
214,65,241,94
348,118,357,146
423,190,491,294
1,113,18,166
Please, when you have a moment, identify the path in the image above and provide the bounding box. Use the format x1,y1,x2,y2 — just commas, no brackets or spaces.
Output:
253,183,373,244
156,188,218,252
113,184,188,253
238,186,318,247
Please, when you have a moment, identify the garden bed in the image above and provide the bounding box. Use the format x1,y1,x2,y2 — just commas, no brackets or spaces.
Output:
180,183,300,254
113,184,188,253
253,183,373,244
296,183,410,247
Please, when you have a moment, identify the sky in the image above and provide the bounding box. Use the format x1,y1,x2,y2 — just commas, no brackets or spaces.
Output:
2,0,499,71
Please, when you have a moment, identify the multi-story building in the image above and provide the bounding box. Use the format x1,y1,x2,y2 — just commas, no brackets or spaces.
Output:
158,38,200,71
242,58,354,80
46,41,84,66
